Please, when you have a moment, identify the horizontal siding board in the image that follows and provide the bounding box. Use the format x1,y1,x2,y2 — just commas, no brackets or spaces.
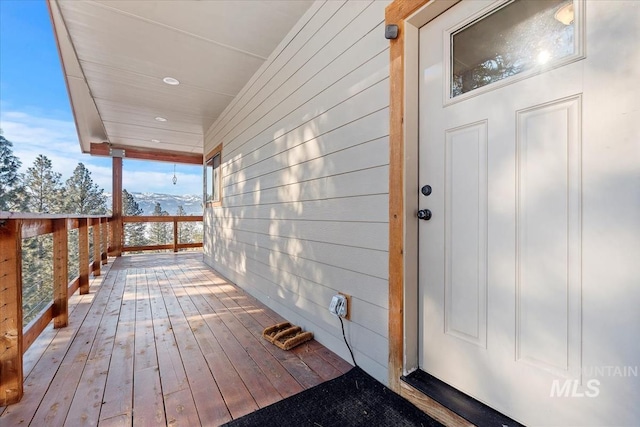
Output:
222,194,388,222
224,165,389,207
222,116,389,196
204,0,391,384
221,50,390,164
223,136,389,197
207,246,388,351
212,218,388,252
223,106,389,184
207,1,345,144
216,1,371,151
218,227,388,280
203,249,388,381
212,236,388,309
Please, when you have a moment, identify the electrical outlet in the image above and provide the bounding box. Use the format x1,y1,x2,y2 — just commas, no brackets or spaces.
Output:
329,294,347,317
329,293,350,319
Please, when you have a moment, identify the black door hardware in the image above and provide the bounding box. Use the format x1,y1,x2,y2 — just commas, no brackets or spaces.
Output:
417,209,432,220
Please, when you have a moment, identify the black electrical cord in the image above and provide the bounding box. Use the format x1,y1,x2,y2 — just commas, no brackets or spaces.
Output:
339,315,358,367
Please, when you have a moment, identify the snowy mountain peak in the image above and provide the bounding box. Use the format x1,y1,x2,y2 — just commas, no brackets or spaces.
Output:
104,192,203,215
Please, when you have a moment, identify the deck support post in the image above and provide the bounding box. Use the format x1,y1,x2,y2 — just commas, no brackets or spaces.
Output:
92,218,101,276
78,218,89,294
101,217,108,265
53,219,69,328
173,218,179,252
111,156,123,257
0,219,24,405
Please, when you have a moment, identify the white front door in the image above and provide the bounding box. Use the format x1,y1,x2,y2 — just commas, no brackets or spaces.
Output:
417,1,640,425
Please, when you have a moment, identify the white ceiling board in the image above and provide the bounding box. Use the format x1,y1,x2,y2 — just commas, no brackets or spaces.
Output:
80,59,236,98
98,108,204,136
59,1,265,94
66,76,108,150
49,0,105,153
104,122,203,147
50,0,313,159
92,0,314,59
96,100,208,134
108,138,196,152
87,80,231,125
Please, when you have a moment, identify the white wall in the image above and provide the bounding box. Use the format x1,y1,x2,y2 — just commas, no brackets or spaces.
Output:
203,0,391,383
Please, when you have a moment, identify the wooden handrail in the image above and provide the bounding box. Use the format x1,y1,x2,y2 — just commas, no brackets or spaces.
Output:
119,215,203,254
0,212,110,406
0,212,202,405
122,215,203,223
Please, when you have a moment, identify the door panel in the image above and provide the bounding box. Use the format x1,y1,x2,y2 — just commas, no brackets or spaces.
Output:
444,121,488,347
515,95,582,377
417,0,640,425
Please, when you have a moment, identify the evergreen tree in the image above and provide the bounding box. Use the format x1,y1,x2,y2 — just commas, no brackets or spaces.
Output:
122,189,147,249
64,163,107,276
21,155,65,322
150,201,170,248
0,131,26,211
64,163,107,214
23,155,65,214
176,205,195,245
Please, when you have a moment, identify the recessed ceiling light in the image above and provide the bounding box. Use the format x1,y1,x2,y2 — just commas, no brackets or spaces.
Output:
554,3,574,26
151,139,160,143
163,76,180,85
155,116,167,122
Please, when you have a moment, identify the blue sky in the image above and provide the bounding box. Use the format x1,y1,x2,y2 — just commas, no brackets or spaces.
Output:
0,0,203,196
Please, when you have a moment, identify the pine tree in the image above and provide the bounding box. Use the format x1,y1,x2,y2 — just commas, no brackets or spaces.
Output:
64,163,107,214
0,131,26,211
150,201,170,248
23,155,65,214
176,205,195,245
123,189,147,249
21,155,65,323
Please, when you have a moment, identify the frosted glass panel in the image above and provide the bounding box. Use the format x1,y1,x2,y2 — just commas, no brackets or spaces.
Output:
451,0,575,97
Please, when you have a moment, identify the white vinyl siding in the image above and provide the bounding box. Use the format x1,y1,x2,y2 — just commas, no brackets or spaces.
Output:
203,0,390,383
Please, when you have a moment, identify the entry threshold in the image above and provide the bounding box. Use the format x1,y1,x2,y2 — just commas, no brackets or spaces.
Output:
401,370,524,427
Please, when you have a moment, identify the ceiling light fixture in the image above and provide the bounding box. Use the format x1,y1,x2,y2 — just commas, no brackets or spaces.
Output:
554,2,574,25
163,76,180,85
155,116,167,122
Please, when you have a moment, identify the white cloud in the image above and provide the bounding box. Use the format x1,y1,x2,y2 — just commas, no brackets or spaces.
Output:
1,110,202,195
123,169,203,195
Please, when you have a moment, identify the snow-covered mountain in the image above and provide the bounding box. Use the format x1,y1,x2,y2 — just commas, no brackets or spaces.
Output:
105,192,203,215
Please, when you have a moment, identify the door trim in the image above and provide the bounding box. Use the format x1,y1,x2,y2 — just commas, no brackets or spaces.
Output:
386,0,460,391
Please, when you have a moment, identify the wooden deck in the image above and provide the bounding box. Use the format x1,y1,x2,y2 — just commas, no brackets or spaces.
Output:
0,252,352,426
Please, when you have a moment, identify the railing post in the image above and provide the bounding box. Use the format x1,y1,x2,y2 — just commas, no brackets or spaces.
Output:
173,218,179,253
111,157,123,257
78,218,89,294
0,219,24,405
101,217,108,265
53,219,68,328
92,218,101,276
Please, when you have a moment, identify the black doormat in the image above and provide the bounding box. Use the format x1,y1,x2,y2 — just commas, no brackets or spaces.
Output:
222,367,443,427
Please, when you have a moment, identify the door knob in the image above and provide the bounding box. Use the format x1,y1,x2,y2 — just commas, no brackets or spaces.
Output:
417,209,432,220
421,185,432,196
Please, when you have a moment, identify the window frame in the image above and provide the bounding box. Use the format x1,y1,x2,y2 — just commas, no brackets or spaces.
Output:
204,144,223,208
443,0,585,106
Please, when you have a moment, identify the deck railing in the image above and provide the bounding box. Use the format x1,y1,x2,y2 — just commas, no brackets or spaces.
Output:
0,213,109,405
0,213,203,405
120,215,203,253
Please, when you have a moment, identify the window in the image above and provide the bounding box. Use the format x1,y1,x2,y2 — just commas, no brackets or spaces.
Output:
205,145,222,206
450,0,580,99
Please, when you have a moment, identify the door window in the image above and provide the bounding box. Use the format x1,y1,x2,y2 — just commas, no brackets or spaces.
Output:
450,0,581,99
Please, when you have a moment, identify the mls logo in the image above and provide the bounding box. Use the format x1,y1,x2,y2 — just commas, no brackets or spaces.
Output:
550,379,600,398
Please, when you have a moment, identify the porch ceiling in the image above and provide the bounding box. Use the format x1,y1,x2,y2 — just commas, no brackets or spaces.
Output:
48,0,313,162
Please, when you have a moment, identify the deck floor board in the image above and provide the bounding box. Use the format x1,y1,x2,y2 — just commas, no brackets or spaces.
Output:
0,252,353,426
